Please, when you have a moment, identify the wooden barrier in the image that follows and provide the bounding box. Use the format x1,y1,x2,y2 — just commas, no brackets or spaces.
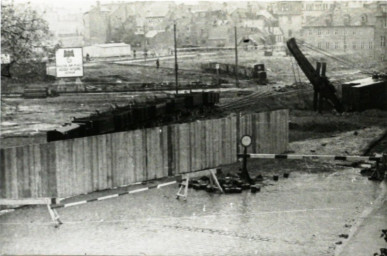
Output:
0,110,289,199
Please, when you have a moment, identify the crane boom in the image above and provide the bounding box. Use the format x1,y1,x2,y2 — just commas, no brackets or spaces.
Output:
286,38,344,113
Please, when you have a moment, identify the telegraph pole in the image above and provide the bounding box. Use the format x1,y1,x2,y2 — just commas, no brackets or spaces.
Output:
174,22,179,94
143,25,147,63
234,26,239,88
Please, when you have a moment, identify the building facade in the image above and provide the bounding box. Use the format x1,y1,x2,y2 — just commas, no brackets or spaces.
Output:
300,6,382,60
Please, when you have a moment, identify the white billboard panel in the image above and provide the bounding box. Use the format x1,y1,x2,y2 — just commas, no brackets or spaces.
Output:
1,54,11,64
55,48,83,78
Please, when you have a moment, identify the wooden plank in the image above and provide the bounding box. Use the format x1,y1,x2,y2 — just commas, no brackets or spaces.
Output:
214,119,221,166
82,137,92,194
133,130,145,182
39,144,49,197
90,136,99,192
0,149,6,198
16,147,24,198
46,143,57,197
284,109,290,152
161,126,169,178
54,141,63,198
106,133,113,189
251,114,257,154
200,121,206,170
97,135,107,190
111,133,120,187
32,144,42,198
192,121,200,171
173,125,180,174
167,125,175,176
126,131,136,184
117,132,129,186
66,139,74,197
71,139,81,196
142,129,148,181
22,146,32,198
3,149,12,198
230,115,238,163
29,145,38,198
146,128,156,180
178,123,190,174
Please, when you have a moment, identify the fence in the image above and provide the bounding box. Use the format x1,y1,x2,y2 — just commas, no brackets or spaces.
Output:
0,109,289,199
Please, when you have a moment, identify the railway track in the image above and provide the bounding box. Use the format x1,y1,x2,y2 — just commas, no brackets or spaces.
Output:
220,88,312,112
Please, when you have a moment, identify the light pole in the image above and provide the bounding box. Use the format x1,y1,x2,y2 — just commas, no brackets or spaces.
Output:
174,22,178,94
234,26,239,88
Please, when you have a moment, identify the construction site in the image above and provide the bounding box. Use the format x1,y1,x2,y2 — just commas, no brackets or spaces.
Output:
1,1,387,255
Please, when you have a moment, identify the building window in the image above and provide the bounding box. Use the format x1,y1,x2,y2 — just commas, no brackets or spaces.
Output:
309,29,312,35
343,14,351,26
335,42,339,49
326,42,330,49
327,30,330,35
369,41,373,49
381,36,386,47
318,42,322,48
318,29,321,35
353,30,356,35
344,42,347,49
361,14,368,25
361,41,365,49
352,41,356,49
384,18,387,28
334,30,338,35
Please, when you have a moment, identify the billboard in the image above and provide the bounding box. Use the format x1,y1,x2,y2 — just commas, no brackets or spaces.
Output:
55,48,83,78
1,54,11,64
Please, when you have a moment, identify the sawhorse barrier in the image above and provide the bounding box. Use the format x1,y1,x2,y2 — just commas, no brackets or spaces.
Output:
176,168,223,200
0,198,63,225
237,153,387,181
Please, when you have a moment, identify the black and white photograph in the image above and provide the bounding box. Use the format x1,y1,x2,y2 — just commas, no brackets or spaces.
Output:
0,0,386,255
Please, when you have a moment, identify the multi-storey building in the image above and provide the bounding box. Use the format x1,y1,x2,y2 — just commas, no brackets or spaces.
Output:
267,1,303,41
300,6,382,60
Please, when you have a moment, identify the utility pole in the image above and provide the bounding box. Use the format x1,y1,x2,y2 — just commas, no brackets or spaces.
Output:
143,25,147,64
234,26,239,88
174,22,178,94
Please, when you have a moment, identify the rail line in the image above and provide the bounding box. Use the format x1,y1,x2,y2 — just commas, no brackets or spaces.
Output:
220,88,312,111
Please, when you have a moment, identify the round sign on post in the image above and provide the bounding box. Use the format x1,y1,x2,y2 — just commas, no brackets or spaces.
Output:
241,135,252,147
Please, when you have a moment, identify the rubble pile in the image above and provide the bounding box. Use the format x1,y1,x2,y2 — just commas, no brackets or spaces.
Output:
182,171,289,194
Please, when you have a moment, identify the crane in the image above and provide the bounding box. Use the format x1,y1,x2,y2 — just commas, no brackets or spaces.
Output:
286,38,344,113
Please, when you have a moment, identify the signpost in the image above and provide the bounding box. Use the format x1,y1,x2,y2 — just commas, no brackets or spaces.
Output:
240,135,253,183
55,48,83,78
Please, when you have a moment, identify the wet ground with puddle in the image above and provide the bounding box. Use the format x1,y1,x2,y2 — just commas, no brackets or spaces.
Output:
0,168,384,255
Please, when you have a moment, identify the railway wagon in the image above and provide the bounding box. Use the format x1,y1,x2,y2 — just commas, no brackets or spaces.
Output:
46,92,220,141
113,108,132,131
342,77,387,111
72,116,97,135
203,92,220,106
47,123,84,142
181,93,204,108
91,112,116,134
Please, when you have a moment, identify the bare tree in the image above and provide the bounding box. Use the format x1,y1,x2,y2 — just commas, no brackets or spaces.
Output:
1,1,52,77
